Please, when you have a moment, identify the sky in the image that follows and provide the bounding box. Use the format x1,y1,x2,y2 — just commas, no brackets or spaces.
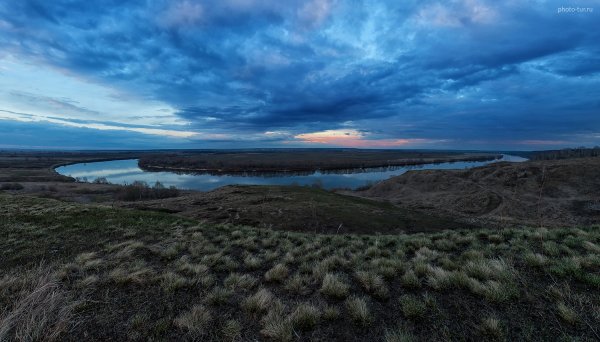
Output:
0,0,599,150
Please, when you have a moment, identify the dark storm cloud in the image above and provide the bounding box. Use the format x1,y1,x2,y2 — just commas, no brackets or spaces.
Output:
0,0,599,148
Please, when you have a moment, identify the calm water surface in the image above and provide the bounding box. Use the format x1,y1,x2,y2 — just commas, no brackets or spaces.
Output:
55,155,527,191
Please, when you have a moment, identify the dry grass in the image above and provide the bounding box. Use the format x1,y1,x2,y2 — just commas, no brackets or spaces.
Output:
399,295,426,320
479,317,503,338
290,303,320,330
221,319,242,341
2,193,600,341
384,327,415,342
264,263,289,282
320,273,349,299
242,288,275,314
557,302,579,325
354,270,389,299
173,304,212,338
0,266,74,342
345,296,371,326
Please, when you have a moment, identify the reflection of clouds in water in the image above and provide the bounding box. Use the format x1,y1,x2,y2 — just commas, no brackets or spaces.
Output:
63,168,142,178
56,155,527,191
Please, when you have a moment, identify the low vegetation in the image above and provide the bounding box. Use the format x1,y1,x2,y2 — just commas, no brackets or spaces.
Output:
115,180,180,201
0,183,24,190
1,193,599,341
530,147,600,160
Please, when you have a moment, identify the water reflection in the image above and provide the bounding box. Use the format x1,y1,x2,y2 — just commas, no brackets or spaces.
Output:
55,155,527,191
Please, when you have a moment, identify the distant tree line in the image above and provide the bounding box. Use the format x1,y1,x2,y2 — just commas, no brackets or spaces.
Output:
530,147,600,160
115,180,180,201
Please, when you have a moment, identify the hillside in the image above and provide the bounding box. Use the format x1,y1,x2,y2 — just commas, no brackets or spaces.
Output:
123,185,472,234
1,193,599,341
357,157,600,228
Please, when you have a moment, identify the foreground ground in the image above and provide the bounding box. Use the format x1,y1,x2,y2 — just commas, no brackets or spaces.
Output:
1,193,599,341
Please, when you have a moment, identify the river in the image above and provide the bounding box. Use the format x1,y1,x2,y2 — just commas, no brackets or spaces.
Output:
55,154,527,191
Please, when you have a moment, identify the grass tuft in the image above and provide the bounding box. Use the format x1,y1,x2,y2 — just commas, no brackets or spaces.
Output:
384,327,416,342
320,273,349,299
173,305,212,338
557,302,579,325
290,303,320,330
400,270,420,289
479,317,503,338
221,319,242,341
265,263,290,282
345,296,372,326
355,271,389,299
242,289,275,314
399,295,426,320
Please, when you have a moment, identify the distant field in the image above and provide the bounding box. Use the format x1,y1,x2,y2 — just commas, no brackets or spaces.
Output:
138,150,502,173
1,193,599,341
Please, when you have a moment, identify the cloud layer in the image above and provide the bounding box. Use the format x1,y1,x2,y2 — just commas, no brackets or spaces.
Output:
0,0,599,149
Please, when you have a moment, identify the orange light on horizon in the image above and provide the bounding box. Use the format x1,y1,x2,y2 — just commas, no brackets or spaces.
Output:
294,129,429,148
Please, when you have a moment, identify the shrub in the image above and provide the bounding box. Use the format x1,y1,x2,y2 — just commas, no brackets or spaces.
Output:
115,180,179,201
93,177,109,184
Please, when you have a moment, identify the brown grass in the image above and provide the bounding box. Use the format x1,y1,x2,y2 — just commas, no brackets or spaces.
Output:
0,266,75,341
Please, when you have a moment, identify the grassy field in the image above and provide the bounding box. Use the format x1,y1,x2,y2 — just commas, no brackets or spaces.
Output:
1,193,599,341
126,185,471,234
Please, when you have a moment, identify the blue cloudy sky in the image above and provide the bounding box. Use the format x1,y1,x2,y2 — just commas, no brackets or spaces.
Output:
0,0,599,150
